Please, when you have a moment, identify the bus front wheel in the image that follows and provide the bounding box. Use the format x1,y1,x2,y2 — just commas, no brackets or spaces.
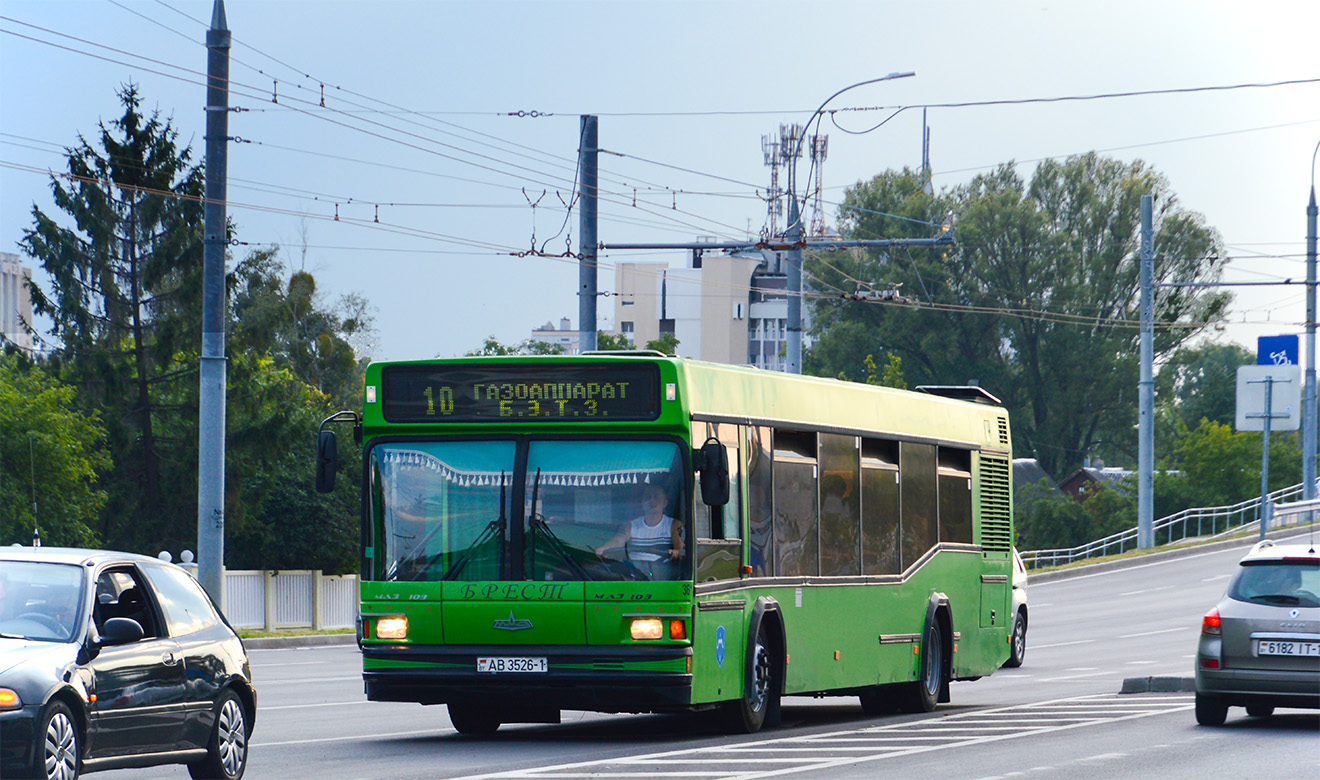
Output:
448,702,501,736
899,619,943,713
725,624,778,733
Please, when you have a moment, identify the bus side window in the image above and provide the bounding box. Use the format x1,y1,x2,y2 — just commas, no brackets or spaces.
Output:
938,447,973,544
747,426,774,577
861,438,901,574
694,422,743,582
773,429,819,577
900,441,937,566
819,433,860,577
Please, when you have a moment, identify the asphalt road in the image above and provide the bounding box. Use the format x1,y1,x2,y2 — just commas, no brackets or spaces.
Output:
117,534,1320,780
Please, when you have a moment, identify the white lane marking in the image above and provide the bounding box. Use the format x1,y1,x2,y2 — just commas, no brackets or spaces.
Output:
258,728,440,747
257,675,362,685
441,694,1193,780
1201,575,1230,582
1080,752,1129,762
1065,667,1098,671
1118,627,1190,639
261,701,364,711
1118,586,1175,596
1040,670,1114,681
1030,639,1096,650
1125,660,1159,665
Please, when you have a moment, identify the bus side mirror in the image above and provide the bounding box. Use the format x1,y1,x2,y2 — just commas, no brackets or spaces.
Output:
315,430,339,493
696,439,729,507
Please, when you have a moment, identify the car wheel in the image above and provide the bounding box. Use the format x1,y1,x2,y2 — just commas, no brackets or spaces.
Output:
30,701,78,780
1194,692,1228,726
1005,610,1027,668
188,690,249,780
724,623,777,733
448,702,501,736
899,620,943,713
1245,704,1274,718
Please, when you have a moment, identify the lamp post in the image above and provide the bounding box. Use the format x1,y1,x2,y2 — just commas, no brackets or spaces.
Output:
784,72,915,373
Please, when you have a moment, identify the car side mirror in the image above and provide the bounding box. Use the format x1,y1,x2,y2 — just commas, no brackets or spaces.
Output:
99,617,145,646
696,438,729,507
315,430,338,493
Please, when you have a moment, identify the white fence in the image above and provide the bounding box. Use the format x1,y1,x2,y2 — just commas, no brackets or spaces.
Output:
220,570,358,631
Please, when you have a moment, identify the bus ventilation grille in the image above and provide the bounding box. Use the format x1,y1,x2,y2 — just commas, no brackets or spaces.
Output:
979,456,1012,552
997,417,1010,446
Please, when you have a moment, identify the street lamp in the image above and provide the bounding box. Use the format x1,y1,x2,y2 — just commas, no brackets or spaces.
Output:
784,72,915,374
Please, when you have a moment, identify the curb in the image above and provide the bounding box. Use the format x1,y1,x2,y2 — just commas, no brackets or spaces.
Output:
243,633,357,650
1027,525,1318,585
1120,676,1195,694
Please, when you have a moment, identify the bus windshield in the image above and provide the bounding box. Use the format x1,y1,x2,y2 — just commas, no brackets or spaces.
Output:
370,438,688,582
526,439,687,582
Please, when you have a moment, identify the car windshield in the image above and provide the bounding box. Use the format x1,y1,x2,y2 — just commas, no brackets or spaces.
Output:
0,560,86,642
1228,559,1320,607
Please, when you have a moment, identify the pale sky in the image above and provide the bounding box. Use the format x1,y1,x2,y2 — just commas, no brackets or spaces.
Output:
2,0,1317,363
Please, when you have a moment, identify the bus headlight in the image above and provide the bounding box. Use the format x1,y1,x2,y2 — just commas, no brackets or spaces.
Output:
630,618,663,640
376,615,408,640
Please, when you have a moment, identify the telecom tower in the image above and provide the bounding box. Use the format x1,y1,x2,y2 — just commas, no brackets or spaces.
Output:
808,134,829,237
761,134,782,237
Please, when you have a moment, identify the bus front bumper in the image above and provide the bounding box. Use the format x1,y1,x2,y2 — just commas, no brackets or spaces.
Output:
362,643,695,713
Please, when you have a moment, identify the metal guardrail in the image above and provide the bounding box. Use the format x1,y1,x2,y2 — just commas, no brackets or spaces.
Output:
1020,481,1315,569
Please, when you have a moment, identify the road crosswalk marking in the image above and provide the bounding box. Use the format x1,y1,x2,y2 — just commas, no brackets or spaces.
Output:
450,694,1193,780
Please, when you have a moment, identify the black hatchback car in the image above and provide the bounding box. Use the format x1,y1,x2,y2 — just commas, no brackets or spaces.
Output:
0,547,255,780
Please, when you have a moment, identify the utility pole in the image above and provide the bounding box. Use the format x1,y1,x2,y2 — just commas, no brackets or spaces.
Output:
1138,195,1154,549
1304,145,1317,512
784,73,914,373
198,0,230,605
577,115,598,355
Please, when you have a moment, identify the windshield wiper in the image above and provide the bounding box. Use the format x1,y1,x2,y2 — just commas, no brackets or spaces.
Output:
440,471,508,581
527,467,592,581
1249,593,1301,605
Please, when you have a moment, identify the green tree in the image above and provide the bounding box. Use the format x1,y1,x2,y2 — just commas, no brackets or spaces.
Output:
464,336,565,356
231,249,372,408
644,332,680,355
1155,342,1252,429
596,332,632,351
20,84,205,548
0,355,110,546
810,155,1229,481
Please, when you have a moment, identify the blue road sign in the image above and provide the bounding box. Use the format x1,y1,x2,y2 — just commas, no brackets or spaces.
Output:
1258,334,1299,366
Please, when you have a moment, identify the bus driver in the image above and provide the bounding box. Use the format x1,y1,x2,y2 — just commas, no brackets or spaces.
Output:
596,483,684,580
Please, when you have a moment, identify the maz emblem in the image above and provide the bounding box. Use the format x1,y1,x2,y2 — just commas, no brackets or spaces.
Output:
493,611,533,631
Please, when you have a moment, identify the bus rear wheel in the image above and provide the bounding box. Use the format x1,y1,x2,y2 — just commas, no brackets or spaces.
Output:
448,703,501,736
898,620,943,713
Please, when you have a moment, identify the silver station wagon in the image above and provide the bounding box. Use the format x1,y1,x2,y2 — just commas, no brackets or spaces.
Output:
1195,538,1320,725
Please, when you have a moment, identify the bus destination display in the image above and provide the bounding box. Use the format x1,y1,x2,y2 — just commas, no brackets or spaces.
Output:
381,364,661,422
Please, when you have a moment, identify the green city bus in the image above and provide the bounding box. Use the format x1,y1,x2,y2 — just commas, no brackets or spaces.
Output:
315,353,1015,734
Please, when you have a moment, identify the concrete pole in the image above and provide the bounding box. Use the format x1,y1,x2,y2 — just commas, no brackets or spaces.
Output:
786,190,803,374
577,116,598,354
1304,179,1316,508
1138,195,1154,549
198,0,230,606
